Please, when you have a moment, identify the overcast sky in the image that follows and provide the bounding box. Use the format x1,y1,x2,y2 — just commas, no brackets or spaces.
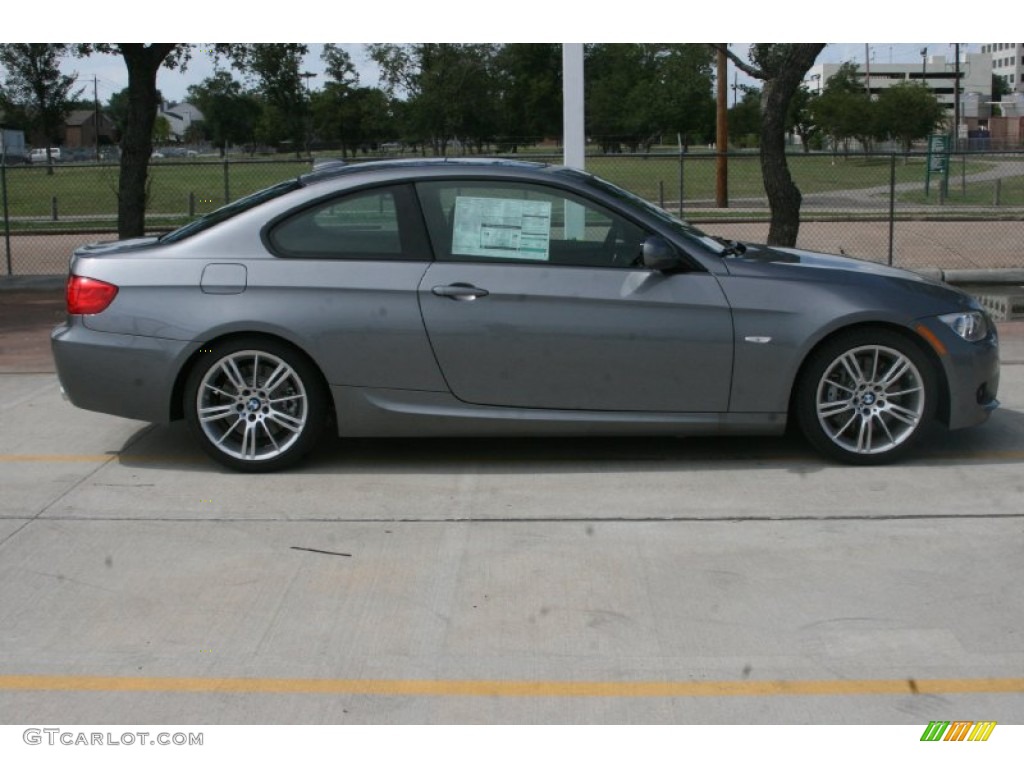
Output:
48,43,982,107
6,1,995,105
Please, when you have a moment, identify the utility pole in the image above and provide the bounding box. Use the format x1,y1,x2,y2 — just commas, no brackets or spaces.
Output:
562,44,585,171
865,44,871,97
716,45,728,208
953,43,961,150
301,71,316,158
93,75,100,162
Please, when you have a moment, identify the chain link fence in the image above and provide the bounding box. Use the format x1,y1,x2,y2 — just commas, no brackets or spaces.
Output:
3,151,1024,276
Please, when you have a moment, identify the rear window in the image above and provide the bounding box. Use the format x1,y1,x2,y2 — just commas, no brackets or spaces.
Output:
160,179,301,244
267,184,430,261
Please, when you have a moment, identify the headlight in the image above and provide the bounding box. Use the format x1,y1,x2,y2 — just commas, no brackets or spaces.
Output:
938,311,988,342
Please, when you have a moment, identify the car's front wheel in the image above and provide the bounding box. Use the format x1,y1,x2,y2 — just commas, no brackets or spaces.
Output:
795,329,938,464
184,338,328,472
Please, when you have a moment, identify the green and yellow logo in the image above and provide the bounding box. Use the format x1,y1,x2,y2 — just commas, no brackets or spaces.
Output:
920,721,996,741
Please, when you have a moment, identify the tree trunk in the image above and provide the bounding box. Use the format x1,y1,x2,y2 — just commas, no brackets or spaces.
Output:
760,78,803,246
116,44,176,239
757,46,824,247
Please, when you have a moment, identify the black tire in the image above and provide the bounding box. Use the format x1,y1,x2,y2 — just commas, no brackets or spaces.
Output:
795,328,938,465
183,337,328,472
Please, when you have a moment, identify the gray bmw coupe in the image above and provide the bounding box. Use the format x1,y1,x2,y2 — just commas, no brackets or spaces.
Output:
52,159,1000,471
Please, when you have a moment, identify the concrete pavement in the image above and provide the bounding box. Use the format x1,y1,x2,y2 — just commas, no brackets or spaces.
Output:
0,287,1023,725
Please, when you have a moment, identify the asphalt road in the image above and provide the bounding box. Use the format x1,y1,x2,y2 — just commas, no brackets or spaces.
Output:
0,293,1022,725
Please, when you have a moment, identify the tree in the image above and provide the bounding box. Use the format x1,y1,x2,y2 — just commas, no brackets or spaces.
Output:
0,44,82,174
492,43,562,150
312,44,395,157
321,44,358,89
587,44,715,152
108,86,163,139
152,115,171,144
76,44,191,238
219,44,310,154
657,45,717,149
812,62,872,155
875,82,944,154
728,86,762,147
369,43,498,155
186,71,261,155
714,44,826,246
786,84,820,153
991,74,1010,116
313,84,395,157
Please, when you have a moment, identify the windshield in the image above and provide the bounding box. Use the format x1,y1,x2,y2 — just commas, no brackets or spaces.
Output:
564,168,734,256
160,179,302,244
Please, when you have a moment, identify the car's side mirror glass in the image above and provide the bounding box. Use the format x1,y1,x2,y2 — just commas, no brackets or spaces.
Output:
642,236,683,272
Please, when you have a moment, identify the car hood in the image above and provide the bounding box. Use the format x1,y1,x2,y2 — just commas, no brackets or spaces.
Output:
74,236,162,257
721,242,981,313
730,243,936,282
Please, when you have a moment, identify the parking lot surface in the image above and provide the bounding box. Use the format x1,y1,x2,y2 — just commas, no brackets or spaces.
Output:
0,291,1023,724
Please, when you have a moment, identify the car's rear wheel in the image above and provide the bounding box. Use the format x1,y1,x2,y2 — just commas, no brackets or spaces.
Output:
795,329,938,464
184,338,328,472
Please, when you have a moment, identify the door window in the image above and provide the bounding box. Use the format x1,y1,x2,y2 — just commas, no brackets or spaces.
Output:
416,180,649,269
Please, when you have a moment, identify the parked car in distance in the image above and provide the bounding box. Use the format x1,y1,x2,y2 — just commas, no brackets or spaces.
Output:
52,159,1000,472
29,147,61,163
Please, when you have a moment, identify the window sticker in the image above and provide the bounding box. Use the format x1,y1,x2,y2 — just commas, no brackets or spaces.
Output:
451,196,552,260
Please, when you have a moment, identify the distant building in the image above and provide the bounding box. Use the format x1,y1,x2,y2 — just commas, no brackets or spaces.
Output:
63,110,117,149
1,124,28,164
805,52,993,121
981,43,1023,93
158,102,204,142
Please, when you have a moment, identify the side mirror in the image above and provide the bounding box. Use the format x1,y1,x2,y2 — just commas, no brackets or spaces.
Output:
642,236,683,272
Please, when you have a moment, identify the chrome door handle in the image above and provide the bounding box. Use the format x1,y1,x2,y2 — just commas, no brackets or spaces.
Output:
431,283,489,301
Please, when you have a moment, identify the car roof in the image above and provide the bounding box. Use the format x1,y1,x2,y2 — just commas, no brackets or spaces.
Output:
298,157,561,187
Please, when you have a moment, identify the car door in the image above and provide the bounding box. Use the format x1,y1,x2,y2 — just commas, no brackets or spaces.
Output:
262,182,444,391
415,179,734,413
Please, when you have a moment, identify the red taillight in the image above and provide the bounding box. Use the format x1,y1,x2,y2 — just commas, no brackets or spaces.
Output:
66,275,119,314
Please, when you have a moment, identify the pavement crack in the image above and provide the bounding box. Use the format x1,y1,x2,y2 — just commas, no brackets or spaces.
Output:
290,546,352,557
0,425,157,550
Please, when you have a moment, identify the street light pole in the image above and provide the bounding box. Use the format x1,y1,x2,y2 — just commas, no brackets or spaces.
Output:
301,71,316,159
953,43,961,150
715,45,728,208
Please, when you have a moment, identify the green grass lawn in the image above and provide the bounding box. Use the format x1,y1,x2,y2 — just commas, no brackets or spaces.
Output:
898,173,1024,206
0,153,1019,233
3,159,310,221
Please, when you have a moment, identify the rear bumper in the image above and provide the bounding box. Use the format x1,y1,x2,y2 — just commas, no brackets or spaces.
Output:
51,319,190,424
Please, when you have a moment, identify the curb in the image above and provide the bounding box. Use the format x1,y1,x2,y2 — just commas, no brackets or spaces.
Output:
940,269,1024,285
0,275,64,291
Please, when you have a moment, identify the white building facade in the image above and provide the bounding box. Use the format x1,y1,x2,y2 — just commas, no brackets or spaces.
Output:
981,43,1022,92
805,52,992,120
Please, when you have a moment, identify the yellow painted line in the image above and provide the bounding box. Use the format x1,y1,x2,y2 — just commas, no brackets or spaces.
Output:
0,674,1022,698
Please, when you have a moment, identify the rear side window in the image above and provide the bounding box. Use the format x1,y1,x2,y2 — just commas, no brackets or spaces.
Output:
268,184,429,260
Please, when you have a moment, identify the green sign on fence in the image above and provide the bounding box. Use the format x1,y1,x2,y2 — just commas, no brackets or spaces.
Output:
925,133,950,197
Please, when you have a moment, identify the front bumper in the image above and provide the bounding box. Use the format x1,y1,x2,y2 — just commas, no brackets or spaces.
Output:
922,319,1000,430
51,318,191,424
